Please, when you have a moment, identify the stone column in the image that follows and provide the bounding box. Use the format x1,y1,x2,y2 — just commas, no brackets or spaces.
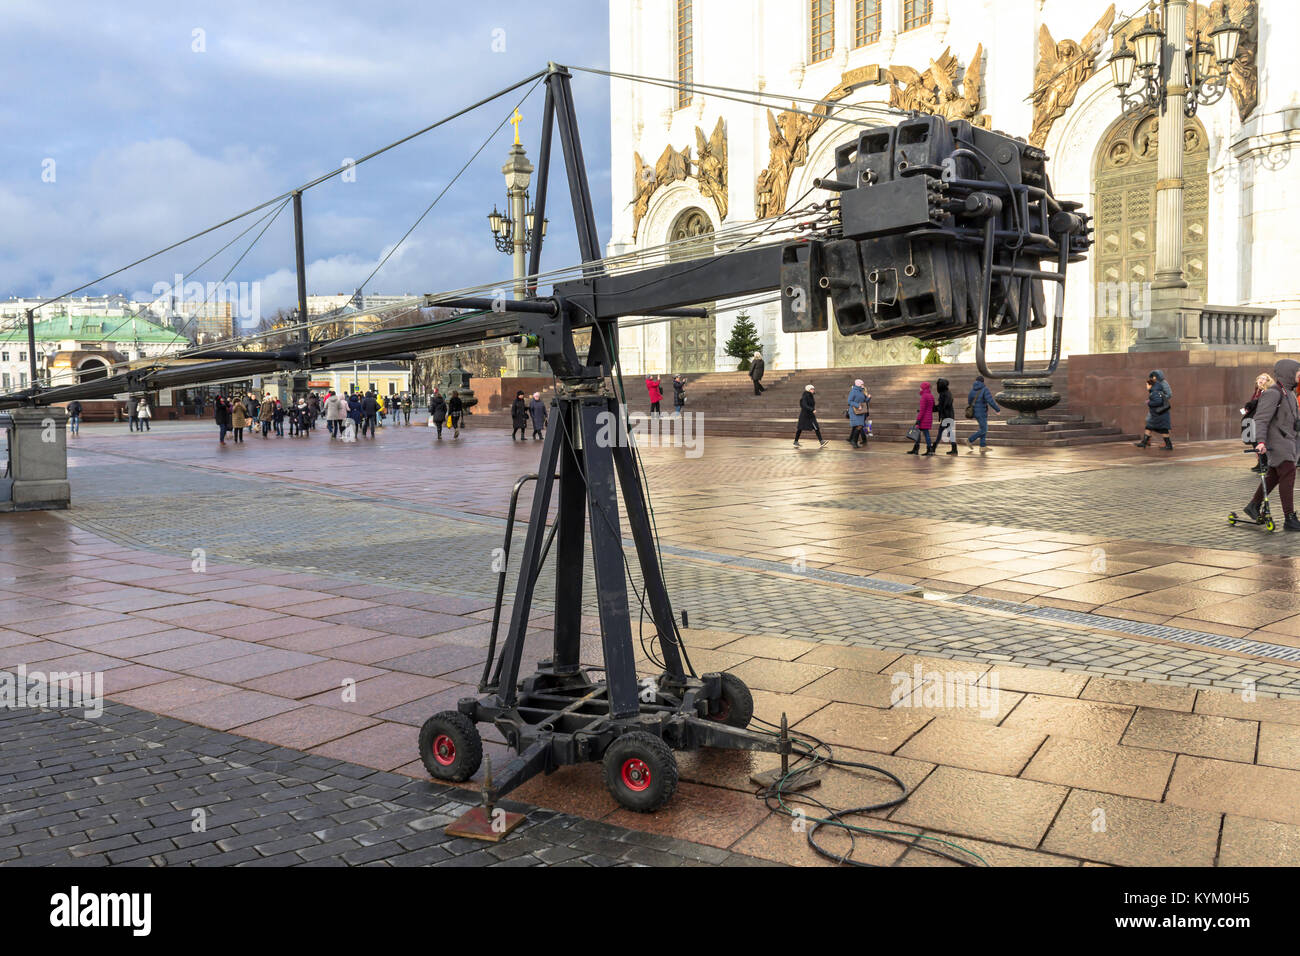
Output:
1135,0,1204,351
3,407,70,511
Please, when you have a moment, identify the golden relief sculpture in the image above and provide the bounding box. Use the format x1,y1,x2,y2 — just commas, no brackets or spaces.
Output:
1029,5,1117,148
754,47,987,220
1213,0,1258,122
1114,0,1258,122
884,45,986,126
630,117,727,239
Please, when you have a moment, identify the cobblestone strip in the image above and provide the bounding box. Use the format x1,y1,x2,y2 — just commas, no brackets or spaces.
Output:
0,702,774,868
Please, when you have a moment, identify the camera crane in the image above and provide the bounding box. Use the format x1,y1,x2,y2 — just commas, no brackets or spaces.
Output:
1,63,1090,819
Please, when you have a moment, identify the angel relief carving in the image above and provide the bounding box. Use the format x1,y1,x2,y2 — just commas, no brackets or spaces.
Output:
1029,5,1116,148
630,118,727,239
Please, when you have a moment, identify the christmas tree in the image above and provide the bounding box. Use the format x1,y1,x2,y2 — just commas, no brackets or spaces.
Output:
723,311,761,371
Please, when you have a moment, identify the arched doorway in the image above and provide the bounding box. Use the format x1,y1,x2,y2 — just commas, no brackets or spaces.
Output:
667,208,716,373
1092,112,1209,352
77,358,108,382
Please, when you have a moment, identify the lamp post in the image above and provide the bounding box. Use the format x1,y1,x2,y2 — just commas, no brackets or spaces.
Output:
486,109,548,373
1108,1,1244,351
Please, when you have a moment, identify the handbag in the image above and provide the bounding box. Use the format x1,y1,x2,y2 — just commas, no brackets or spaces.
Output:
964,403,975,419
906,425,922,443
445,414,453,428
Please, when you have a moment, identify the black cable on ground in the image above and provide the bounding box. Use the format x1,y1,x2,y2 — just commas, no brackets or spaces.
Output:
745,714,988,866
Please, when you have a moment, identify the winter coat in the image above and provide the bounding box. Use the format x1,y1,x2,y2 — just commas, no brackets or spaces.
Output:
324,395,344,421
915,383,935,430
529,397,547,430
847,385,868,427
67,401,82,417
1254,358,1300,468
347,396,363,422
448,395,464,420
137,401,152,420
968,380,1000,416
646,378,663,403
214,399,231,426
750,358,765,382
935,380,955,423
429,394,447,420
231,401,248,428
272,403,285,423
797,391,818,430
1144,370,1172,432
259,401,273,422
361,395,378,417
511,397,529,426
672,379,685,405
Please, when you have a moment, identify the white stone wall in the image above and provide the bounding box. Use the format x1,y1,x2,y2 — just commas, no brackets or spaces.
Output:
609,0,1300,370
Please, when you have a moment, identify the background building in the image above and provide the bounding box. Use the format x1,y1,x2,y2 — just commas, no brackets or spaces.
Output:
0,310,186,389
608,0,1297,373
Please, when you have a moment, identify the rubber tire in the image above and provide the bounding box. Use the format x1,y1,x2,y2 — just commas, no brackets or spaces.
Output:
707,672,755,729
1267,518,1276,532
602,732,679,813
418,711,483,782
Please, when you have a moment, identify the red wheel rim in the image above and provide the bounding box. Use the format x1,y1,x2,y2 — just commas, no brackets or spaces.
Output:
621,757,652,792
710,697,731,721
432,733,456,767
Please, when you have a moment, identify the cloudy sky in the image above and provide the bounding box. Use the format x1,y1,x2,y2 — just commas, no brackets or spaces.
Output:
0,0,612,322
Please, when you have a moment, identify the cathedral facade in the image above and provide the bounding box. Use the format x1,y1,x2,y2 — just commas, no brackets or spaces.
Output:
607,0,1298,373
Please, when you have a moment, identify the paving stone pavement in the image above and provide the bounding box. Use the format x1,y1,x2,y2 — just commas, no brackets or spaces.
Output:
59,455,1300,698
0,700,774,868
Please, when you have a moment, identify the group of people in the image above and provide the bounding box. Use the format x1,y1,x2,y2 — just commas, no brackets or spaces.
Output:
791,375,1002,453
1239,359,1300,532
427,388,466,439
207,389,416,444
510,391,549,440
642,376,689,417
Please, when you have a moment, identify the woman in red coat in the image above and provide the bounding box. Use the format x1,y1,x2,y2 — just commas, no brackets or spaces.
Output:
645,376,663,417
908,382,936,455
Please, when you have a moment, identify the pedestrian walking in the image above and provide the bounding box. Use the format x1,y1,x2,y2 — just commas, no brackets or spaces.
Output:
324,389,344,438
126,397,138,432
510,390,529,440
646,376,663,417
1243,358,1300,532
529,391,548,439
672,376,686,416
401,393,412,425
846,379,870,448
429,389,447,440
257,396,273,437
67,400,82,437
272,399,285,437
1242,372,1274,474
750,351,766,395
361,391,378,438
214,395,231,444
448,390,464,438
966,375,1001,451
1134,370,1174,450
230,396,248,442
793,384,827,447
908,382,936,455
136,397,152,432
935,378,959,456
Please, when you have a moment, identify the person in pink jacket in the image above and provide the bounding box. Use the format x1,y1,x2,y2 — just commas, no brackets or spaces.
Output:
908,381,936,456
646,376,663,417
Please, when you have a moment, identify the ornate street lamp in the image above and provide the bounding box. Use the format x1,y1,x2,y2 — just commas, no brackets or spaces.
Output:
486,195,546,254
1110,0,1245,118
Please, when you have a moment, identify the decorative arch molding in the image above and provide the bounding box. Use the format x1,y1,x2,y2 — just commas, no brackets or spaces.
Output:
635,180,720,257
